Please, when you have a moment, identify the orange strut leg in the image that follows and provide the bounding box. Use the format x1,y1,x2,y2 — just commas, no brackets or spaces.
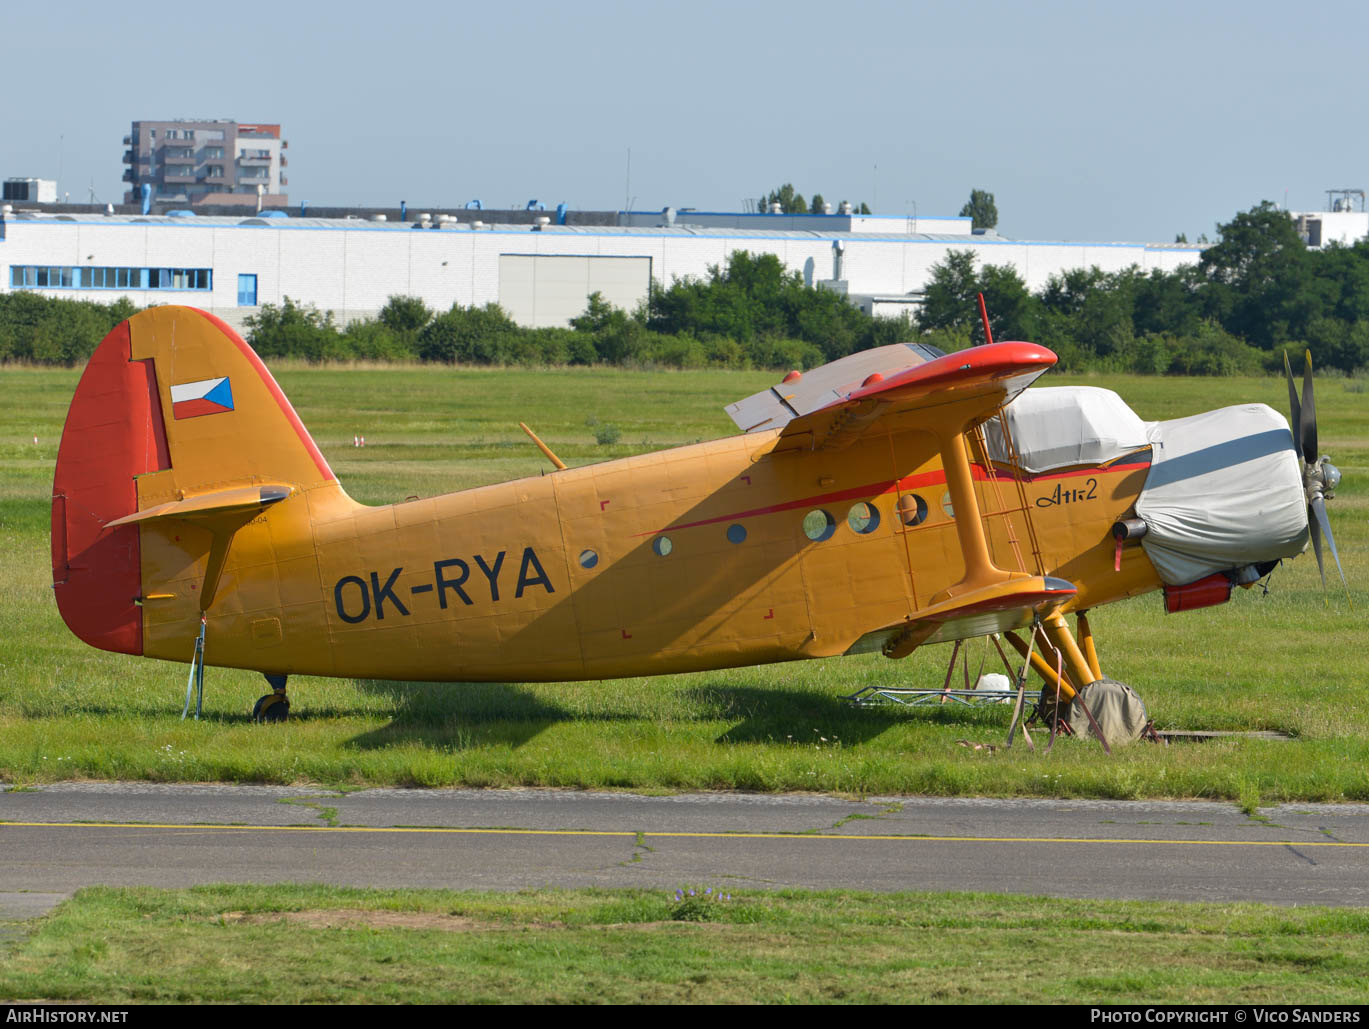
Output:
1042,612,1100,695
1076,610,1103,682
1003,630,1077,701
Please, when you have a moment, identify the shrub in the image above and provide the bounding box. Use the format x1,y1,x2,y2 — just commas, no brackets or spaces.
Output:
244,298,343,363
340,320,416,361
416,303,521,364
1164,321,1264,376
0,292,132,364
377,295,433,335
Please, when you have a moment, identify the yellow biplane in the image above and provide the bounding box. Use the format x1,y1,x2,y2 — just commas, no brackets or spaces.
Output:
51,306,1343,740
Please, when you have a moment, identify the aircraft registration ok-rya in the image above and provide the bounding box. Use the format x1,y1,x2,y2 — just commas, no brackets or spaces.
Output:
51,306,1344,741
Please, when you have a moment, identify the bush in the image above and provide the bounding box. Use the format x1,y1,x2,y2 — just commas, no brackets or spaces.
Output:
642,335,708,369
340,320,416,361
1164,322,1265,376
514,327,576,366
244,298,344,362
0,292,142,364
1118,334,1171,375
377,295,433,335
416,303,521,364
703,337,745,368
567,334,598,366
744,337,825,371
646,251,881,361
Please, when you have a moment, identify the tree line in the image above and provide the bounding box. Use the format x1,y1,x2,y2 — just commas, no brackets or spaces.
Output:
2,203,1367,374
243,250,915,370
918,202,1369,374
0,251,908,371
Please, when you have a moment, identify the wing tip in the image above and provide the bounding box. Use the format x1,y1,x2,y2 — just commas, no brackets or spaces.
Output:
847,341,1056,402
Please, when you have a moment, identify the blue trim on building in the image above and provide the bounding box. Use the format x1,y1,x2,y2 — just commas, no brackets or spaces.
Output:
0,218,1204,254
620,209,972,222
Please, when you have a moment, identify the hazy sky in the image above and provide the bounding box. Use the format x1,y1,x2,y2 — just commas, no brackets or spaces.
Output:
7,0,1366,242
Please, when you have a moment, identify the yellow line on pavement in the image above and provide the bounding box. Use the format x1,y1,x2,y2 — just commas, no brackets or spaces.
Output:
1,821,1365,847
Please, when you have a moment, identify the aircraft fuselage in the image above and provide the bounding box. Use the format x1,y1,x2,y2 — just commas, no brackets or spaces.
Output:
138,423,1160,682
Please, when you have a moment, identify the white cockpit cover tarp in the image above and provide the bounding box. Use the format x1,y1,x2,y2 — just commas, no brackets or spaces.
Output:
984,387,1150,474
1135,404,1308,585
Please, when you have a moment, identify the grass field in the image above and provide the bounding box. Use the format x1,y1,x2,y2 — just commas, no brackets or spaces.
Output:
2,364,1367,799
2,883,1367,1004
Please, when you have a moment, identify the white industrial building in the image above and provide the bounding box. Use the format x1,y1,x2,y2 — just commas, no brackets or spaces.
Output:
0,206,1203,332
1292,209,1369,248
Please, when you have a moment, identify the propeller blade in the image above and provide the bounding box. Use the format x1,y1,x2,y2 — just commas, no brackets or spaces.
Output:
1307,500,1326,589
1300,350,1318,465
1310,495,1349,596
1283,351,1302,459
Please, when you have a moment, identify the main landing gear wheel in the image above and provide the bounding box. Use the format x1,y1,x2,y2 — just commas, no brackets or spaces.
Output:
252,693,290,723
253,673,290,723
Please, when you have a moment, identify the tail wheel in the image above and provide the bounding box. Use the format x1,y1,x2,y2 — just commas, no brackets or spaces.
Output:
252,693,290,723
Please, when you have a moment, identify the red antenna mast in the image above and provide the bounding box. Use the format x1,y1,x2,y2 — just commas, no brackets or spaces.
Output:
977,292,994,346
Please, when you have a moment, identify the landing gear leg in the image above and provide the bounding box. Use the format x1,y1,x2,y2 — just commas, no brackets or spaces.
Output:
252,674,290,724
1075,610,1104,682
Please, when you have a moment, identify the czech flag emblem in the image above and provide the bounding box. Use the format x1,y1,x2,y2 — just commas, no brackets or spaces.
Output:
171,377,235,420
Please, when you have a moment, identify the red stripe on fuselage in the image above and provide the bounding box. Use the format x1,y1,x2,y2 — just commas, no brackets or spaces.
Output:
635,458,1152,537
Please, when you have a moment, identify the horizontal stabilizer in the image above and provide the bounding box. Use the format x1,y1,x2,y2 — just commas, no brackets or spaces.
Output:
104,484,295,528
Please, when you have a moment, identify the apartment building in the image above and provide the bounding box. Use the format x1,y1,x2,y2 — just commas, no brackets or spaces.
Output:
121,119,288,208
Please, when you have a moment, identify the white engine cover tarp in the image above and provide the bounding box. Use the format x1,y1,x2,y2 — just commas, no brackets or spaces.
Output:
985,387,1150,473
1135,404,1308,585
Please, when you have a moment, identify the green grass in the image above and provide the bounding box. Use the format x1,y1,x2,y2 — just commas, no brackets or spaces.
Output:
2,366,1367,798
2,884,1367,1003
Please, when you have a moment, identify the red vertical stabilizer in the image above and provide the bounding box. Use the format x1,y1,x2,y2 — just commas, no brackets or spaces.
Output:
51,322,168,655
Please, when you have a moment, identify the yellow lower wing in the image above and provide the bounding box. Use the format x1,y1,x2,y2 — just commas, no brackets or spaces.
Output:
875,575,1078,659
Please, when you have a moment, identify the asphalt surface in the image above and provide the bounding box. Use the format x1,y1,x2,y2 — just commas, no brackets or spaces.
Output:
3,785,1367,919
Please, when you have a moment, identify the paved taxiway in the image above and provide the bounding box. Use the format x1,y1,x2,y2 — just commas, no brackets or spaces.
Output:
3,785,1367,918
